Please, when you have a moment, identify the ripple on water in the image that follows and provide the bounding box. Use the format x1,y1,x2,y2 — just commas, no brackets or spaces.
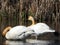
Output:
1,39,60,45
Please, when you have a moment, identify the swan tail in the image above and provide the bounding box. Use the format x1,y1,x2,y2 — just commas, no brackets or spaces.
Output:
48,30,55,32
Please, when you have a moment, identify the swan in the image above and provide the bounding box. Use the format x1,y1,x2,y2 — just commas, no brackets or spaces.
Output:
2,16,55,40
2,26,27,39
2,26,35,39
27,16,55,35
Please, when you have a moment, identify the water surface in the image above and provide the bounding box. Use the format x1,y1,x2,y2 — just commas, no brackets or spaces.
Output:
1,39,60,45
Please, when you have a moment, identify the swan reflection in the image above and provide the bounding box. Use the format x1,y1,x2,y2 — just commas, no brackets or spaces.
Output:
4,40,26,45
4,39,51,45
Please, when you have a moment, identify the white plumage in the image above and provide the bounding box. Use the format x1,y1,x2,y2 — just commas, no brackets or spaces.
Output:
27,16,55,35
5,26,26,39
5,26,34,39
27,23,55,35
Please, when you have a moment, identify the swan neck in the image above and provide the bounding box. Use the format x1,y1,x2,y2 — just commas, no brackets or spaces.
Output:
2,26,11,36
31,18,35,26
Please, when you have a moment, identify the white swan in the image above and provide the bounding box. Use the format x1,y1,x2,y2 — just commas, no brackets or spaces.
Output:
27,16,55,35
2,26,34,39
2,26,27,39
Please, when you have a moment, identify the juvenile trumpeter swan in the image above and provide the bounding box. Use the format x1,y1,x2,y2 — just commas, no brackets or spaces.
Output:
27,16,55,35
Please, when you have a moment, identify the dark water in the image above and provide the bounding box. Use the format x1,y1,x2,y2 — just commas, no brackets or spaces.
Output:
1,39,60,45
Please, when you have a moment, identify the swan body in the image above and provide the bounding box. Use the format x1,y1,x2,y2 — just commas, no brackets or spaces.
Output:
5,26,26,39
5,26,34,39
27,23,55,35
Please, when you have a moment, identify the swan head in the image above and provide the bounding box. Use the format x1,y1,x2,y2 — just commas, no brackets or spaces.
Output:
28,16,35,25
2,26,11,36
28,16,34,21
